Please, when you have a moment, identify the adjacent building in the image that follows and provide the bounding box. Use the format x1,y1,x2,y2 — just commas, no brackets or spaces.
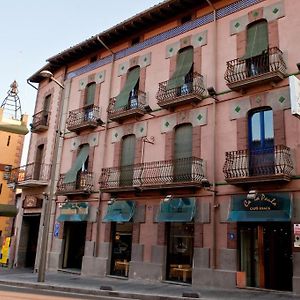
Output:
14,0,300,294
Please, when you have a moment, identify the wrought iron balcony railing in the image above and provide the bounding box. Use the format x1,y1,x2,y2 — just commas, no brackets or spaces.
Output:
56,172,94,195
30,110,50,133
100,157,205,192
223,145,293,184
107,90,147,122
156,72,205,109
8,163,51,187
224,47,287,90
66,104,102,132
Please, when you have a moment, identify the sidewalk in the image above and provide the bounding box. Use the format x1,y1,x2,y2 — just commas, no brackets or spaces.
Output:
0,268,299,300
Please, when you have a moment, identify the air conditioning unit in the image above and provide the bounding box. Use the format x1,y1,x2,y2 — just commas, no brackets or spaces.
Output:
4,165,12,172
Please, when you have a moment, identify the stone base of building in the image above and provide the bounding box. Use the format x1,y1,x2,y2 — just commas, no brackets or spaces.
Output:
129,261,164,281
81,256,108,277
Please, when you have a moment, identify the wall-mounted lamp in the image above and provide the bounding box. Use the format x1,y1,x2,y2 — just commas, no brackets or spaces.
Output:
207,86,218,100
108,198,116,205
163,195,172,202
39,70,64,89
246,190,257,200
201,178,217,194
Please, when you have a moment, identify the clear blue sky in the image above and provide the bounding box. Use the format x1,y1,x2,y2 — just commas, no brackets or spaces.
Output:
0,0,161,164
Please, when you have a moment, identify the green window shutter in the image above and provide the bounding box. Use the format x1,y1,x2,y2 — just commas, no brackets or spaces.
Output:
86,83,96,105
244,20,269,59
120,135,136,186
63,144,89,184
115,67,140,109
174,124,193,160
167,47,194,90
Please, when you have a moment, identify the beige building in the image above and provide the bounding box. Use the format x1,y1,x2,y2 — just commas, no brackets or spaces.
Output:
15,0,300,294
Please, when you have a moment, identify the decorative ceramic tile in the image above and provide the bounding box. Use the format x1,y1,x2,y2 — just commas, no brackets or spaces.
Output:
190,108,207,127
134,121,147,138
230,15,248,35
78,78,88,91
138,53,151,68
192,30,208,47
263,1,284,22
161,115,177,133
266,88,290,111
70,138,80,151
88,133,99,147
118,61,129,76
95,70,106,84
230,98,251,120
165,42,180,58
111,128,124,143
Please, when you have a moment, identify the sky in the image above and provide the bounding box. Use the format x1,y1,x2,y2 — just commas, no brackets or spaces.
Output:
0,0,161,164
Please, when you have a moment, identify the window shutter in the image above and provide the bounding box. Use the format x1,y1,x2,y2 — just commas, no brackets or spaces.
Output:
115,67,140,109
120,135,136,186
167,47,194,90
244,21,269,59
86,83,96,105
63,144,89,184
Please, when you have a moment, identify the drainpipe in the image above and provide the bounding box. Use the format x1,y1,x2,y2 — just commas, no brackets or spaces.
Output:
95,35,115,257
205,0,218,270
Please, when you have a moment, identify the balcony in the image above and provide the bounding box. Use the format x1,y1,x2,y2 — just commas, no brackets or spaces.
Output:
100,157,205,192
108,91,147,122
223,145,293,184
8,163,51,187
66,105,103,133
224,47,287,91
56,172,94,196
30,110,50,133
156,72,205,109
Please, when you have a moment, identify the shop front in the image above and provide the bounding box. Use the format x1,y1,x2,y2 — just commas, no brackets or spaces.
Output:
228,192,292,291
103,200,135,277
156,197,195,284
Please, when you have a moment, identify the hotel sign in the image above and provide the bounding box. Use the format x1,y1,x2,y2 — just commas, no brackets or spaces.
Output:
289,75,300,117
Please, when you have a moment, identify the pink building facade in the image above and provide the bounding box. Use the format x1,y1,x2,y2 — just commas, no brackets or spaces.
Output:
17,0,300,294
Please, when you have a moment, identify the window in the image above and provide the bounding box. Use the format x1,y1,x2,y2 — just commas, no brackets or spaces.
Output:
167,46,194,94
174,124,193,181
131,36,140,46
181,15,192,24
7,136,11,146
248,108,274,175
115,67,140,110
90,56,97,63
120,135,136,186
244,20,269,76
0,183,2,194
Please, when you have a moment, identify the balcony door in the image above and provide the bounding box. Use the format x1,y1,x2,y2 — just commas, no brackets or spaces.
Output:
174,124,192,182
33,144,44,180
120,135,136,186
42,95,50,125
248,108,274,176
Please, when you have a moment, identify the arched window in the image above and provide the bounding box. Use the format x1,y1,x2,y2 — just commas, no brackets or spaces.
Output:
244,20,269,76
248,108,274,175
174,123,193,181
120,135,136,186
85,82,96,105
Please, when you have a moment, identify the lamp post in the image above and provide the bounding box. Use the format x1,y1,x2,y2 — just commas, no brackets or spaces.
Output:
37,70,64,282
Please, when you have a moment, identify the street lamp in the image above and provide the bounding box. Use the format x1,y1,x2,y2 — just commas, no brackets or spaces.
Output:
37,70,64,282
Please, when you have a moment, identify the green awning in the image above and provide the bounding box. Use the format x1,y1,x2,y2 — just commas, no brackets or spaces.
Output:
167,47,193,90
0,204,18,217
57,213,88,222
156,197,196,222
63,144,89,184
115,67,140,109
228,193,291,222
57,202,89,222
103,200,135,223
243,21,268,59
0,123,29,135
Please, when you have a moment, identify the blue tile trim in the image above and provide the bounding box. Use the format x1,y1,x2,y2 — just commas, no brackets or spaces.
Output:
66,0,264,80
